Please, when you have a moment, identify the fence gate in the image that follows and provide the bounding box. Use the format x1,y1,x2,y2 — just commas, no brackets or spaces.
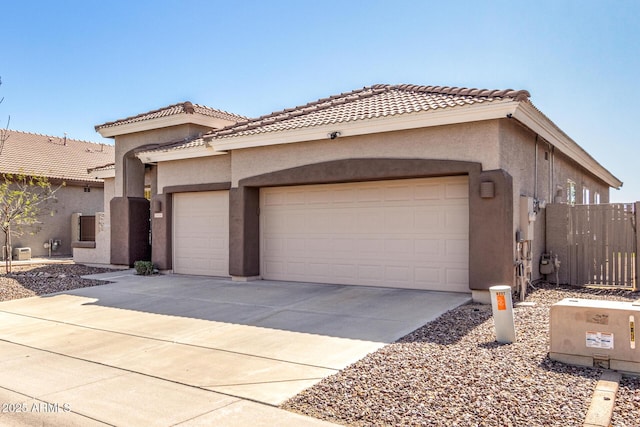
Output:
568,203,637,289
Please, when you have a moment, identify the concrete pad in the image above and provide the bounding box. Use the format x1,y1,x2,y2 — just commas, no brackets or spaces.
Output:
0,343,126,397
253,309,416,342
291,285,470,322
0,388,109,427
0,274,471,423
119,341,336,405
43,373,239,427
182,324,384,369
583,370,622,427
179,399,339,426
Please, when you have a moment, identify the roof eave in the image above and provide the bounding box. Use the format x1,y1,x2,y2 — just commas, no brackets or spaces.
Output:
136,145,228,163
96,114,238,138
129,99,621,190
512,103,622,189
207,101,520,151
89,168,115,179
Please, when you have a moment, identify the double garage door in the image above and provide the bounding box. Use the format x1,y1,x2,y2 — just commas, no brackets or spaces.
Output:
172,176,469,292
261,176,469,292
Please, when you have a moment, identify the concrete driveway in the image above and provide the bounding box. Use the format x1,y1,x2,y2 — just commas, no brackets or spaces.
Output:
0,271,471,426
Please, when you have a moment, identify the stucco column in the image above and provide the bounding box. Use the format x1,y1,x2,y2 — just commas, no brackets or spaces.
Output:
469,169,514,290
151,193,172,270
229,186,260,278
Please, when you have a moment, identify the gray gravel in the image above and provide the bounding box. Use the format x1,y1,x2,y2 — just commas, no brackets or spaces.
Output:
0,263,115,302
282,283,640,426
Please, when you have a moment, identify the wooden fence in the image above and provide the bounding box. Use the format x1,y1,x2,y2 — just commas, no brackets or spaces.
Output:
567,203,637,289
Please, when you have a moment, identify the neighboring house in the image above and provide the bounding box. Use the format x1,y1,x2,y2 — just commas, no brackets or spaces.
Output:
92,85,621,302
0,130,115,258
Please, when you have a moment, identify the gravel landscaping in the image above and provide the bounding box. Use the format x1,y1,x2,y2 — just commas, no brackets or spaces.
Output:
283,283,640,427
0,263,115,302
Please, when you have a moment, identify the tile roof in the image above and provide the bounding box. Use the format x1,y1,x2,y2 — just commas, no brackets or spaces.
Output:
95,101,247,131
0,130,115,183
208,84,530,139
139,84,530,155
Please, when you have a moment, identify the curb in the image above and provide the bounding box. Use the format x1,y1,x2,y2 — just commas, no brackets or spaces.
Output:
583,370,621,427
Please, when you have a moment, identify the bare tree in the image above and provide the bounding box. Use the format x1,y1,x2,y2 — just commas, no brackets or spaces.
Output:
0,174,62,273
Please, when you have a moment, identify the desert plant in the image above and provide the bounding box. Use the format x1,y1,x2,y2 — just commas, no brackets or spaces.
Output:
134,260,155,276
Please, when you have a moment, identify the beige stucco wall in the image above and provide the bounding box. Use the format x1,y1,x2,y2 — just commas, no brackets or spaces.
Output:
73,178,114,265
157,155,232,194
11,183,105,258
552,150,610,205
229,121,502,186
499,119,551,280
113,124,212,198
497,118,612,281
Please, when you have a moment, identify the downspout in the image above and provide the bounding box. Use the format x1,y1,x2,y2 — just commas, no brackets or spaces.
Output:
534,135,538,200
551,146,556,201
548,144,556,203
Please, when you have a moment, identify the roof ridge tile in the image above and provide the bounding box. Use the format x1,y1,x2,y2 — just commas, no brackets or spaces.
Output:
96,101,247,130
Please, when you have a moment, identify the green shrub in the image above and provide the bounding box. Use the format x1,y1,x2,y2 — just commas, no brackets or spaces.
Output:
134,260,155,276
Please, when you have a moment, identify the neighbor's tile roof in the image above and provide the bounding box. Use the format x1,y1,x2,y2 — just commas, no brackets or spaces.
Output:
0,130,115,183
95,101,247,131
139,84,530,154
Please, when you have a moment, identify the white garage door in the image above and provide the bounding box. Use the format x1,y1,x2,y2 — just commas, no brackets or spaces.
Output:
173,191,229,277
260,176,469,292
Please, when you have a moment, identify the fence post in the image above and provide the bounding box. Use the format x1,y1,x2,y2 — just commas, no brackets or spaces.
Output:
636,202,639,290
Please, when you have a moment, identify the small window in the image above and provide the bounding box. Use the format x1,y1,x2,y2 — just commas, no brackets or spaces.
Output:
594,192,601,204
144,186,151,201
567,180,576,206
583,187,590,204
79,216,96,241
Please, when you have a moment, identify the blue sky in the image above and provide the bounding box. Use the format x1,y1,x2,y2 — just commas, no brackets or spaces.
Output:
1,0,638,202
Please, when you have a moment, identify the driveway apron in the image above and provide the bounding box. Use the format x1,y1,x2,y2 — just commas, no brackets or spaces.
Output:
0,271,471,426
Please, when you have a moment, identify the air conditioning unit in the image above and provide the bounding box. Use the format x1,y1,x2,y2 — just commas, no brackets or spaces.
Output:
13,247,32,261
550,298,639,373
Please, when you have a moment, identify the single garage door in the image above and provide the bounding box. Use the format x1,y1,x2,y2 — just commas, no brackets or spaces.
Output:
260,176,469,292
173,191,229,277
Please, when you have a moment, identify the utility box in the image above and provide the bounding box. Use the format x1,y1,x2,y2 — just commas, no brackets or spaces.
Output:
13,247,32,261
549,298,639,373
519,196,536,241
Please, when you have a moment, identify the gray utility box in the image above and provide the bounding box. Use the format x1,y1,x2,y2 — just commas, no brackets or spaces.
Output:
13,247,32,261
550,298,639,373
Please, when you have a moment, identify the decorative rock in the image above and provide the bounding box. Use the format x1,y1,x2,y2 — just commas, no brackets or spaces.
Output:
282,283,640,426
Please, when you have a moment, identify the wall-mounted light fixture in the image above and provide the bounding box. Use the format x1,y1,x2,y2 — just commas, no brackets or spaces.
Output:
480,181,495,198
153,199,162,213
328,131,341,140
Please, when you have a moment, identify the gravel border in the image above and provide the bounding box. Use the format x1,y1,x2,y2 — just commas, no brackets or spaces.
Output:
0,263,116,302
282,283,640,426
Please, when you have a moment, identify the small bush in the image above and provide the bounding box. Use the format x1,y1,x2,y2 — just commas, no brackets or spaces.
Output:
134,260,155,276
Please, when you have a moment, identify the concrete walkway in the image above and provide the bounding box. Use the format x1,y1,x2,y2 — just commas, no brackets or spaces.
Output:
0,271,471,426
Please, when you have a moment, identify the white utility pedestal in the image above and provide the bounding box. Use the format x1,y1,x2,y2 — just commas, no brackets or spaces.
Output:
490,285,516,344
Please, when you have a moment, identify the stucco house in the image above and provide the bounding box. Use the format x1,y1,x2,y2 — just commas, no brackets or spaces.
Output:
87,85,621,301
0,130,115,258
